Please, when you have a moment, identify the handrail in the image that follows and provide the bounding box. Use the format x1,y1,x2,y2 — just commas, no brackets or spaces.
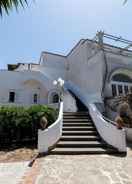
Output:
102,115,116,126
38,102,63,153
94,103,117,126
89,103,126,152
47,102,63,130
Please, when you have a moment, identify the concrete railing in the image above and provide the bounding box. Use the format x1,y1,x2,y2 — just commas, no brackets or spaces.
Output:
38,102,63,153
89,103,127,152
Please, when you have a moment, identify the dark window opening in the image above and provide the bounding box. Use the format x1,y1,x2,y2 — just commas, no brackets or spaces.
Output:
124,86,129,94
33,94,38,104
112,74,132,83
52,94,59,103
118,85,123,95
112,84,117,96
9,92,15,103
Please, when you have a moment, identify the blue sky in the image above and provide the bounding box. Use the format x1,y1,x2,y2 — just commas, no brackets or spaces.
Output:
0,0,132,68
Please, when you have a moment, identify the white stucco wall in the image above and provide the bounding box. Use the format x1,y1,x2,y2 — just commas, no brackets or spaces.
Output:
38,52,67,81
39,67,66,81
0,70,51,105
63,90,77,112
67,41,104,103
40,52,67,70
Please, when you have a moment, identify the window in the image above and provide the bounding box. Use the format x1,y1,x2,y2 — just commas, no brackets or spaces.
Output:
124,85,129,94
112,74,132,83
118,85,123,95
112,84,117,96
9,91,15,103
33,94,38,104
52,94,59,103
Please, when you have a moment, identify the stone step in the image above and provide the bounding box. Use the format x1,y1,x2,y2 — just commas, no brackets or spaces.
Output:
60,135,101,141
63,123,94,127
64,112,89,116
64,116,91,119
62,130,98,136
50,147,118,155
63,127,96,131
56,141,106,148
49,109,119,155
63,119,91,122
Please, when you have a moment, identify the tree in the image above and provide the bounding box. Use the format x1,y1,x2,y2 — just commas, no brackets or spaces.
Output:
0,0,28,16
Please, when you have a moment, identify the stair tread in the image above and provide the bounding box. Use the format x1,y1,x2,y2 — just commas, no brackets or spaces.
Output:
64,112,89,113
63,126,95,129
63,130,97,133
61,135,100,139
63,124,94,127
64,113,89,116
63,122,92,125
62,132,98,136
63,119,91,122
63,122,93,125
64,116,91,118
60,136,100,141
57,141,105,145
62,131,96,133
51,147,117,154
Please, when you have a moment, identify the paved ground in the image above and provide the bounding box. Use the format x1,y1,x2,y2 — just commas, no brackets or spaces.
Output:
0,149,132,184
36,148,132,184
0,161,29,184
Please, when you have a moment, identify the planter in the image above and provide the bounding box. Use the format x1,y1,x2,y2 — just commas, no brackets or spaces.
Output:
125,128,132,142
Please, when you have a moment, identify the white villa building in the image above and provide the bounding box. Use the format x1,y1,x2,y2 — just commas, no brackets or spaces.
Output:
0,32,132,109
1,32,132,154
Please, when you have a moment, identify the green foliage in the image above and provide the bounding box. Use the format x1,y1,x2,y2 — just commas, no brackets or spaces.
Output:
0,0,28,16
0,105,57,146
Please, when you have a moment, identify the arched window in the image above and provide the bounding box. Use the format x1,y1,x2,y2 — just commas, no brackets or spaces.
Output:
111,73,132,97
112,74,132,83
33,94,38,104
48,91,60,104
9,91,15,103
52,94,59,103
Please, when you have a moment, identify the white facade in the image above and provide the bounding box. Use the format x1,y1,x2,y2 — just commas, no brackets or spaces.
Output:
1,34,132,108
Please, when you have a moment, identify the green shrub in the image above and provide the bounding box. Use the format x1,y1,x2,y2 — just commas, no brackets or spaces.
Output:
0,105,58,147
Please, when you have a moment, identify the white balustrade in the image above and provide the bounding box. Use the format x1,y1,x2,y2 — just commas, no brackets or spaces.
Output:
38,102,63,153
89,103,126,152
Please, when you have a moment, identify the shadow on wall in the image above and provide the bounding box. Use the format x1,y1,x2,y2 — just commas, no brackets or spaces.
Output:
68,90,88,111
127,141,132,150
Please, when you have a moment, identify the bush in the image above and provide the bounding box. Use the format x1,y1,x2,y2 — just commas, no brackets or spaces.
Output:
0,105,57,147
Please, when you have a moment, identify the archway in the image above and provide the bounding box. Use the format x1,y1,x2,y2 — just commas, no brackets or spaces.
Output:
109,69,132,97
48,90,60,104
23,79,48,105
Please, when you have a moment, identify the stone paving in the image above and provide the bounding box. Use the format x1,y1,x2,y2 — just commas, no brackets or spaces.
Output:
0,161,29,184
36,148,132,184
0,150,132,184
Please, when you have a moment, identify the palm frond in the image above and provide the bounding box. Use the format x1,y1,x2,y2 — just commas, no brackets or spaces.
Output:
0,0,28,16
123,0,128,5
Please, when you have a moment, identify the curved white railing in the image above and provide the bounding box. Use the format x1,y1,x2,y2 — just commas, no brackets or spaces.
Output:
89,103,126,152
38,102,63,153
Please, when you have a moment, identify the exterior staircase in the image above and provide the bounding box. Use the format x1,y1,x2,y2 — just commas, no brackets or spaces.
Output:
50,111,118,155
